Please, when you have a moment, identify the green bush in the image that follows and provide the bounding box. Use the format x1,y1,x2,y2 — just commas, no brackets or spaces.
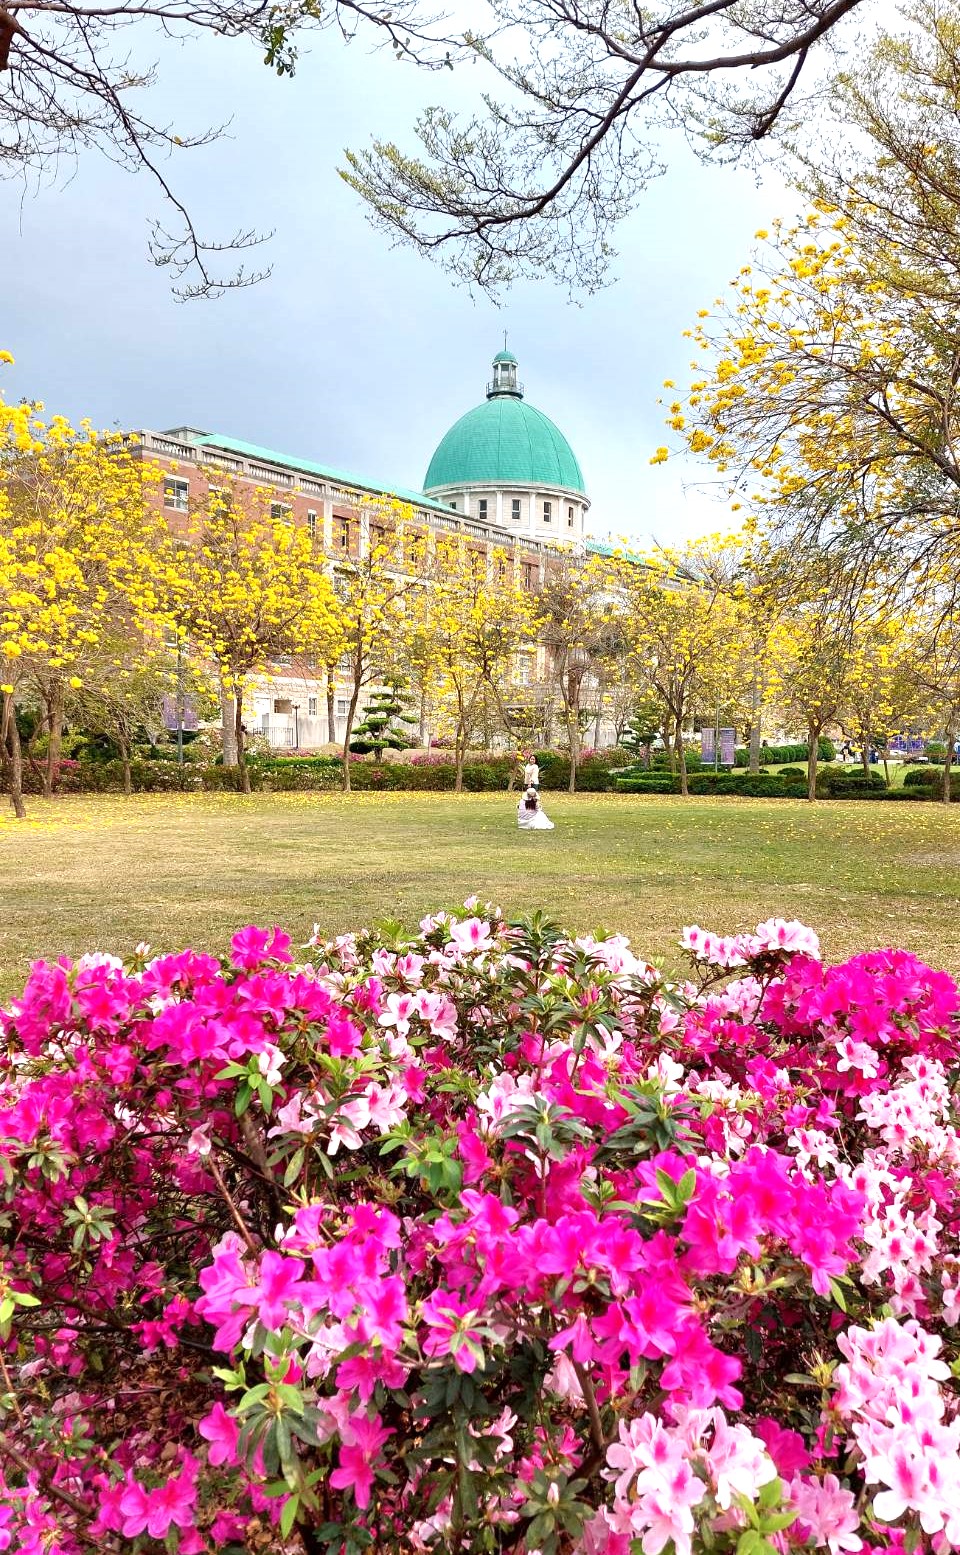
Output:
530,751,623,789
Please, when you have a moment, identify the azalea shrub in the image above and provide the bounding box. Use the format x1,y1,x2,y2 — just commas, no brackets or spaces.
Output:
3,906,960,1554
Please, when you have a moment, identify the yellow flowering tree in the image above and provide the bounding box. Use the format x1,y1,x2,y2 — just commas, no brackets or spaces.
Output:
536,550,621,793
323,504,431,792
411,535,540,792
668,62,960,573
169,475,342,791
616,542,747,796
1,355,168,815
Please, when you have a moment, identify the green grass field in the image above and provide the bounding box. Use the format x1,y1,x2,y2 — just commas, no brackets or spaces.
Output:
3,791,960,998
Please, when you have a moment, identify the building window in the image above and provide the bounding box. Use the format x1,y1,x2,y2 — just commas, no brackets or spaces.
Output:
523,562,537,589
308,696,318,717
337,653,352,673
337,519,350,549
370,524,387,551
271,502,292,523
567,505,574,523
209,485,231,514
164,477,189,512
478,498,488,520
543,501,552,523
511,498,521,522
336,698,349,717
307,510,318,539
450,500,457,511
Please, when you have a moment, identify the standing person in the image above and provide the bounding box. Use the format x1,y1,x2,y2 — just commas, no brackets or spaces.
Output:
517,787,554,830
523,752,541,790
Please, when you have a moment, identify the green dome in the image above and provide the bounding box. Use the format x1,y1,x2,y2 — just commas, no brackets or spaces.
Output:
424,355,586,495
493,349,517,364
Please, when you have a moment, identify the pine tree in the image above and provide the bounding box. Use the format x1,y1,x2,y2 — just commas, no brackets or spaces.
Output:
620,700,663,766
349,677,417,762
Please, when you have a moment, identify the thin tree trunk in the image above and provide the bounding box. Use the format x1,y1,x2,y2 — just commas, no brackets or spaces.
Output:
455,703,467,792
860,732,871,780
749,666,761,774
119,735,133,797
221,685,238,767
44,677,64,798
234,689,251,794
341,680,362,793
326,667,338,746
567,700,581,795
675,721,688,797
3,692,26,819
943,719,955,805
419,685,429,748
807,718,820,802
663,715,676,775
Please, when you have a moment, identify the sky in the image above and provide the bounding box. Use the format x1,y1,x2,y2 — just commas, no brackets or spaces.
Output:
3,15,798,548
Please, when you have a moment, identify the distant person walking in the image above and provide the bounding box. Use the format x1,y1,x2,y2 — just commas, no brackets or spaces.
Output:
523,754,541,790
518,787,554,830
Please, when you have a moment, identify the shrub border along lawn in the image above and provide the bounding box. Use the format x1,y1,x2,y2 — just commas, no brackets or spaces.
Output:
22,740,956,801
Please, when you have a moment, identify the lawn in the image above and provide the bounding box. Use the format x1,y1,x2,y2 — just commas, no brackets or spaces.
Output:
3,790,960,998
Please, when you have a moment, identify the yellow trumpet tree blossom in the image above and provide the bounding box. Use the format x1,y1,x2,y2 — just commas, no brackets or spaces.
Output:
169,475,342,792
535,549,621,794
671,200,960,573
842,613,927,784
616,542,747,796
1,360,168,815
323,503,430,793
410,536,540,792
901,578,960,803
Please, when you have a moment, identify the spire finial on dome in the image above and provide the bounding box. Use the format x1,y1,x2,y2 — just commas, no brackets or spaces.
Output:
488,340,522,400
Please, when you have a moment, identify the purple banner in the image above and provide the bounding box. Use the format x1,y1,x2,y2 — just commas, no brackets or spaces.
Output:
701,727,716,764
719,727,736,767
162,694,199,732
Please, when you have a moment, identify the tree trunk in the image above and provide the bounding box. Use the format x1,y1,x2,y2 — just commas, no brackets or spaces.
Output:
3,692,26,820
592,684,604,750
567,704,580,795
341,682,362,793
675,722,688,797
44,677,64,798
419,685,429,748
807,718,820,802
326,667,338,746
119,735,133,797
455,724,466,793
943,719,955,805
663,716,676,775
749,671,762,774
234,690,251,795
221,685,238,767
860,732,871,780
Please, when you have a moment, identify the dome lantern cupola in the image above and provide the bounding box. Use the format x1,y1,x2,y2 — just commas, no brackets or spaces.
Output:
423,344,589,543
487,347,523,400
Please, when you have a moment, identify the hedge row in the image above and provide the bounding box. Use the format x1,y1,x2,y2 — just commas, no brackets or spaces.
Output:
616,769,898,799
732,739,836,766
23,753,621,795
903,766,960,794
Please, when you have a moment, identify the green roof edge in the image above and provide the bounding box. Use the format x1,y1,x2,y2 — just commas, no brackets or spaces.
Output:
196,433,459,518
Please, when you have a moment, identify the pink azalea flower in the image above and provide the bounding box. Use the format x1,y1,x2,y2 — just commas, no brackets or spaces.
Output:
329,1412,393,1509
198,1401,240,1467
448,918,493,955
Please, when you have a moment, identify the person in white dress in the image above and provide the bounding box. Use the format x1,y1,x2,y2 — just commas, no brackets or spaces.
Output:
523,755,541,790
518,786,555,830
